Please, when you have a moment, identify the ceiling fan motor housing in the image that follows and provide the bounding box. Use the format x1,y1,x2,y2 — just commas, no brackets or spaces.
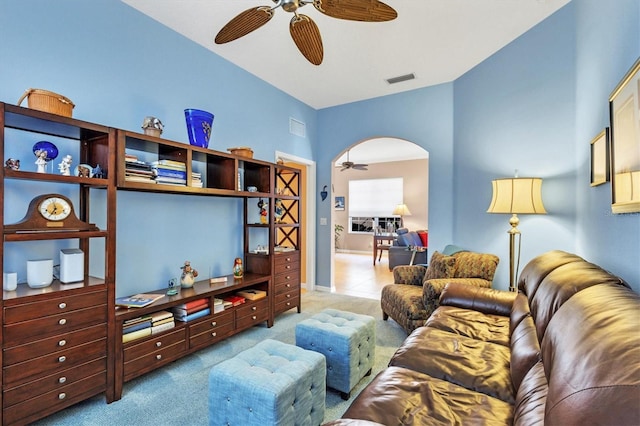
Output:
282,0,300,13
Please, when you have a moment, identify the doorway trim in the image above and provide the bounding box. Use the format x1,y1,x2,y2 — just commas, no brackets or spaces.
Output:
275,150,316,292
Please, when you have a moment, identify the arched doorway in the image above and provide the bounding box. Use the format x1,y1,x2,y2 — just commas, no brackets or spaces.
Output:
330,137,429,298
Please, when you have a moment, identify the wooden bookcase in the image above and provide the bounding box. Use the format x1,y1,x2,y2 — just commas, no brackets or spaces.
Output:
0,104,304,421
0,103,117,425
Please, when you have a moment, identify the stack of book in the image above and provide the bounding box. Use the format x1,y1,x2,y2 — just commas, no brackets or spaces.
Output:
150,310,175,335
124,153,154,183
223,295,246,307
191,171,203,188
152,159,187,186
170,298,210,322
213,298,224,313
122,315,153,343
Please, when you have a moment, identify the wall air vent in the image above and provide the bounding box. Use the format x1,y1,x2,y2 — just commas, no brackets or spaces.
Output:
289,117,306,138
386,73,416,85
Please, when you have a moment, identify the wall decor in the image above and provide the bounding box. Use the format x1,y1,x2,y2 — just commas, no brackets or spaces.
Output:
609,57,640,213
335,196,345,211
590,128,610,186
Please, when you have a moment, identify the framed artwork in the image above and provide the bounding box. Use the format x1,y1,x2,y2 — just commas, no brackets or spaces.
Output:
334,196,345,211
609,57,640,214
590,128,609,186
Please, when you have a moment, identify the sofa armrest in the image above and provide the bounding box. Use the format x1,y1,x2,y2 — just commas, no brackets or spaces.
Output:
422,278,494,317
392,265,427,286
438,282,517,316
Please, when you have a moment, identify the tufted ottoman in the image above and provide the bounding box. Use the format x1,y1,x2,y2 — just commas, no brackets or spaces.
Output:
208,339,326,426
295,309,375,400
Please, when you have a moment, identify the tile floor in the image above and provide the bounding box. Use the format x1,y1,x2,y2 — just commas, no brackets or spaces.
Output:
333,251,394,299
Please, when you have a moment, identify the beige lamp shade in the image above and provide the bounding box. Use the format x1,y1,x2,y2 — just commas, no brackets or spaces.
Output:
487,178,547,214
392,203,412,216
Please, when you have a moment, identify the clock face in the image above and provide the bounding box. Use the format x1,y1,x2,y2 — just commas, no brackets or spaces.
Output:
38,196,72,221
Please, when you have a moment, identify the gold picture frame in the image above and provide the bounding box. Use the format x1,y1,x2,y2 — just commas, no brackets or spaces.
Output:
609,57,640,213
590,128,609,186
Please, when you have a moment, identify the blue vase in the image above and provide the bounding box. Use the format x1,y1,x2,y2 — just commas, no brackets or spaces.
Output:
32,140,59,162
184,109,214,148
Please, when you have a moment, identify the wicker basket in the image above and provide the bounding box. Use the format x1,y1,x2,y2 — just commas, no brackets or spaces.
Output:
228,147,254,158
17,88,75,117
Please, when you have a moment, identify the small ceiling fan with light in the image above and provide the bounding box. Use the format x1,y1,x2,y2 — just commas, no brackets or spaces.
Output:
214,0,397,65
340,149,368,171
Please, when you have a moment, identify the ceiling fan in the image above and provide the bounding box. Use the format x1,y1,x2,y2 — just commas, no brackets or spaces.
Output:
340,150,368,171
214,0,397,65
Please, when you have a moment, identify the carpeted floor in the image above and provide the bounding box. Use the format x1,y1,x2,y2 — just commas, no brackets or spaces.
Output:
33,291,407,425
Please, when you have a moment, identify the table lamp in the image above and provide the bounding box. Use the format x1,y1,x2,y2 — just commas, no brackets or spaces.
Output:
487,176,546,292
392,203,412,228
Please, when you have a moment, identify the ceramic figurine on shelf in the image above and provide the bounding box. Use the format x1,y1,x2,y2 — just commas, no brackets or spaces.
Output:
274,198,284,223
58,155,73,176
141,116,164,137
5,158,20,171
35,149,47,173
233,257,243,279
258,198,268,224
180,260,198,288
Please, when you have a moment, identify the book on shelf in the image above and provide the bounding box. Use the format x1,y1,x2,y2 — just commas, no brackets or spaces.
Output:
116,293,165,308
151,320,175,335
173,298,208,310
123,319,152,334
171,303,208,317
154,176,187,185
237,289,266,301
213,298,224,313
153,168,187,179
150,310,174,323
152,159,186,169
223,295,245,307
122,327,152,343
174,307,211,322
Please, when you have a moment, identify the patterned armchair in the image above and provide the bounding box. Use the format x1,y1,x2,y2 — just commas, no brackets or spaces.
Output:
380,247,499,333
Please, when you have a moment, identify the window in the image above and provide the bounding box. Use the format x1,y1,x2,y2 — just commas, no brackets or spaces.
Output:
348,178,403,233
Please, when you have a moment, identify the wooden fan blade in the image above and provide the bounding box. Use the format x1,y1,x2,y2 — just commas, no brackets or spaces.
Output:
290,14,323,65
215,6,274,44
313,0,397,22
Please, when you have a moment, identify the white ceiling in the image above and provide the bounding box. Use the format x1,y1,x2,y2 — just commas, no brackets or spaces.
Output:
122,0,571,110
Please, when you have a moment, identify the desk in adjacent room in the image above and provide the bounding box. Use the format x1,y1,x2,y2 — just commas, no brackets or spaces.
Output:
373,233,396,265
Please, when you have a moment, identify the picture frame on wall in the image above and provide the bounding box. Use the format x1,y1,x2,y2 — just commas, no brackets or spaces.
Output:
590,128,610,186
335,196,345,211
609,57,640,214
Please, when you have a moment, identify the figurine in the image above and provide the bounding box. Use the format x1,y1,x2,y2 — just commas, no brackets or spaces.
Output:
58,154,73,176
258,198,268,224
233,257,243,279
274,198,284,223
93,164,104,178
142,116,164,137
35,149,47,173
180,260,198,288
77,164,91,178
5,158,20,171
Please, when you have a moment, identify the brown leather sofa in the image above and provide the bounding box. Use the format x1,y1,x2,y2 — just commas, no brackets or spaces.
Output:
331,250,640,425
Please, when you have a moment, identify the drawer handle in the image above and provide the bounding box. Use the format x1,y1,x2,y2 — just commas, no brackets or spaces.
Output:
286,257,291,261
58,356,66,363
58,318,67,325
58,377,67,384
58,393,66,400
285,265,291,269
211,321,217,326
286,302,291,306
252,315,257,320
286,294,291,298
156,342,162,347
286,284,291,288
286,276,291,280
251,306,257,311
58,302,67,309
156,354,162,360
212,332,217,337
58,339,66,347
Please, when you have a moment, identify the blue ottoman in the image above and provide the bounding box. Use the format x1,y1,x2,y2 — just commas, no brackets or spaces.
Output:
295,309,375,400
208,339,326,426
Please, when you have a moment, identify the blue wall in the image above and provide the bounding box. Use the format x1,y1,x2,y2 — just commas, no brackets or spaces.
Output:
1,0,638,295
0,0,316,297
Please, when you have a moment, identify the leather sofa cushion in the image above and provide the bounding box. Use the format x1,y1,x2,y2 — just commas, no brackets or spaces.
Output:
342,366,513,425
513,361,548,426
439,282,516,317
424,251,456,280
541,284,640,425
389,327,514,403
510,313,541,391
425,305,510,347
510,293,531,336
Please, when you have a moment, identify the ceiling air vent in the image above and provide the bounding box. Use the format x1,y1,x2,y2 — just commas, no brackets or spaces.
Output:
386,73,416,85
289,117,306,138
